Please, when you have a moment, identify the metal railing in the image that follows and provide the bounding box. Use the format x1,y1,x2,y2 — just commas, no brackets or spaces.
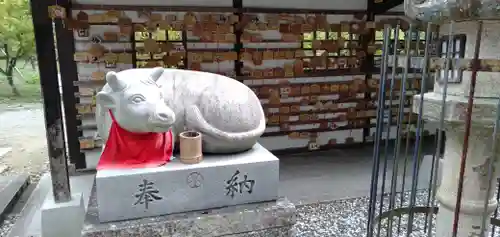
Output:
366,21,500,237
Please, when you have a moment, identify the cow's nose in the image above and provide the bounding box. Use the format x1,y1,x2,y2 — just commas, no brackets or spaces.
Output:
157,112,170,121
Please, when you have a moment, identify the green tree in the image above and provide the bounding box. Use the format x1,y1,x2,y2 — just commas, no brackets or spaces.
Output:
0,0,35,96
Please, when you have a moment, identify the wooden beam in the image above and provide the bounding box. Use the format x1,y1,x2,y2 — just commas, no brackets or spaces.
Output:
53,0,86,169
30,0,71,202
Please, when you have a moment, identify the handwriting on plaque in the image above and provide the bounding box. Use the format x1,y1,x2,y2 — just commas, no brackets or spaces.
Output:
133,179,162,209
225,170,255,198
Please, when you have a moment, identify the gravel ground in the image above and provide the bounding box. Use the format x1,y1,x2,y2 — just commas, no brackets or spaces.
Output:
291,190,435,237
290,190,500,237
0,103,48,181
0,103,48,237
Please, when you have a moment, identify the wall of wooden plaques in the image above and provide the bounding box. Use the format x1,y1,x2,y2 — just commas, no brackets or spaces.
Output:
241,13,369,151
71,10,129,168
71,9,238,167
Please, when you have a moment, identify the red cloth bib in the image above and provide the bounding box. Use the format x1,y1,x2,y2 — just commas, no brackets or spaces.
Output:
97,110,173,170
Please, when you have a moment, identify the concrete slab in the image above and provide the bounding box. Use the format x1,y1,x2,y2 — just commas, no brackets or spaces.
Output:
0,174,30,223
96,143,279,222
7,174,51,237
278,141,436,205
41,193,85,237
7,173,95,237
83,184,296,237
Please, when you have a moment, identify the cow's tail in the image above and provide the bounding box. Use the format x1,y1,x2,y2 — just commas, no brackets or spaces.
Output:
186,105,266,142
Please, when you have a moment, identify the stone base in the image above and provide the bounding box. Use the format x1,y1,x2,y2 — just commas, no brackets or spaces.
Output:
41,193,85,237
83,184,296,237
96,143,279,222
435,203,494,237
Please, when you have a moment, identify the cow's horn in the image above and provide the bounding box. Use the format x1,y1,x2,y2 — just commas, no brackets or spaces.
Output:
150,67,164,82
106,71,126,91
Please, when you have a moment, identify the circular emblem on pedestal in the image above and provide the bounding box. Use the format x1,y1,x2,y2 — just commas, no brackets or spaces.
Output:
187,172,204,188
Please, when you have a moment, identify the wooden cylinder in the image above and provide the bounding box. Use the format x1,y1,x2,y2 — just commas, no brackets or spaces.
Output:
179,131,203,164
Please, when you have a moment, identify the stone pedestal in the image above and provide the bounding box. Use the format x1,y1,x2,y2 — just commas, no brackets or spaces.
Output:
435,127,498,236
414,93,499,237
96,143,279,222
83,190,296,237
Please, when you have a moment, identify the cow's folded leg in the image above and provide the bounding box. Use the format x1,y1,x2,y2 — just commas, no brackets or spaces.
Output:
185,105,251,153
200,135,224,153
185,105,216,152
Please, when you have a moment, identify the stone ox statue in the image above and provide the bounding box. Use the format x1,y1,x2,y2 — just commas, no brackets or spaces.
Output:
95,67,266,153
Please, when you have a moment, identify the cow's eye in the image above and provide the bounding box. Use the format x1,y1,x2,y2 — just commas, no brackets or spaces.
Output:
130,95,146,104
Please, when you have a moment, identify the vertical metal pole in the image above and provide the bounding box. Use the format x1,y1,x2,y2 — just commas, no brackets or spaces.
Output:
425,21,455,237
398,26,427,233
378,24,400,237
386,24,402,237
452,21,483,237
367,25,392,237
387,23,413,237
398,94,413,234
403,23,426,237
30,0,71,203
420,22,437,233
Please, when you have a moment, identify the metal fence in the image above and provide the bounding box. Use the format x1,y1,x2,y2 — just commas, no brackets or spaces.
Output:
366,21,500,237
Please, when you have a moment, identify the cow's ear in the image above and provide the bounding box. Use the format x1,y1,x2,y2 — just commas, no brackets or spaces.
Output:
150,67,163,82
96,91,115,109
106,71,126,91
